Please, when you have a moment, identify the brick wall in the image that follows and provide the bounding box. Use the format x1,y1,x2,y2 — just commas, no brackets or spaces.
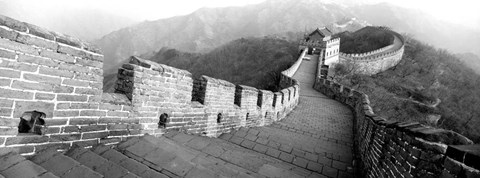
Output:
313,72,480,177
0,15,303,155
0,15,142,155
338,30,405,75
115,55,302,137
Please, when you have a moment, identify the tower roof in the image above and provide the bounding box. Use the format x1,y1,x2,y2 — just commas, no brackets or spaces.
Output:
308,27,333,38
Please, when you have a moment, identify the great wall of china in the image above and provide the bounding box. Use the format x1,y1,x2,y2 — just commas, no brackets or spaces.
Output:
0,15,479,178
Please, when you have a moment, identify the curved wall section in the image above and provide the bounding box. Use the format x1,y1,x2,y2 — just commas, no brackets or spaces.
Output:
339,30,405,75
313,73,480,177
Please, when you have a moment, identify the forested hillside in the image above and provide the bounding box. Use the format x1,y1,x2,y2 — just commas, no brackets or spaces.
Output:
334,26,394,53
104,37,298,92
334,35,480,142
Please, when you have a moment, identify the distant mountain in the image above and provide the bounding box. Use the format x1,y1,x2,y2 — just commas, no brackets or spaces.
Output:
0,1,137,41
96,0,480,75
104,37,298,92
96,0,369,73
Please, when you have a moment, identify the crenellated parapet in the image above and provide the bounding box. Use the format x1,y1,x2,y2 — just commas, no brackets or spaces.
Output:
338,30,405,75
313,67,480,177
115,55,302,137
0,15,303,155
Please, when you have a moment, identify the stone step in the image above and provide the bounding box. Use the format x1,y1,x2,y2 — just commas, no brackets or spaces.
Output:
30,146,103,178
0,152,59,178
64,145,140,178
116,134,261,178
91,144,169,178
219,126,354,177
164,131,315,177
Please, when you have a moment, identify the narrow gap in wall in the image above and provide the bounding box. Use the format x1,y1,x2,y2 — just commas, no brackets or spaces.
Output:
246,113,250,120
217,113,222,124
18,110,46,135
192,77,205,104
272,95,277,107
257,92,263,108
234,85,241,107
158,113,169,128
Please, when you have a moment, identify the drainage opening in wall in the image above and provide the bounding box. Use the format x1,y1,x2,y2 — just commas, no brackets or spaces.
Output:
246,113,250,120
217,113,222,123
265,112,268,118
18,110,46,135
158,113,169,128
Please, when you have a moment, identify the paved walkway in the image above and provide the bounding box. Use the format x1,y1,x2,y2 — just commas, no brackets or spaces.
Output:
219,54,355,177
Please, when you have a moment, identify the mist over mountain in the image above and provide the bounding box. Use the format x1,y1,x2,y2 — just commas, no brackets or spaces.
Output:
96,0,480,75
0,1,137,41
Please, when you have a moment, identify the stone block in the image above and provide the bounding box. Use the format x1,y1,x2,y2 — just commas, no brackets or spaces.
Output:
13,100,54,118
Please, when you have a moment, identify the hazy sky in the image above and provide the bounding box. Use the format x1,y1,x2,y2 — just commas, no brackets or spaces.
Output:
2,0,480,29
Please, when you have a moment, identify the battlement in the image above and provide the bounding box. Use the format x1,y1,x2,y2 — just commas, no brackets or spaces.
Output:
338,30,405,75
0,15,303,154
313,68,480,177
326,38,340,46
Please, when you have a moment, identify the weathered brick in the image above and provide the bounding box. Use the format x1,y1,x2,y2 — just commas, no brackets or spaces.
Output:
0,119,17,127
0,127,17,135
12,80,53,92
18,54,59,68
13,100,54,118
70,103,99,109
99,103,122,111
0,15,28,32
5,135,49,145
25,23,55,40
0,78,11,86
0,59,38,72
109,130,129,136
88,95,102,102
57,94,88,102
74,73,102,82
53,86,74,93
62,79,89,87
69,118,99,125
55,34,81,48
0,68,20,78
62,126,80,133
82,131,109,139
40,50,75,63
74,88,101,95
23,73,62,85
0,98,14,107
53,110,79,117
89,82,102,89
0,27,18,40
0,38,38,55
80,125,106,132
80,110,106,117
76,58,102,68
16,33,57,50
107,111,129,117
0,108,12,116
107,124,128,130
49,133,81,141
57,44,83,57
35,92,55,100
43,118,68,126
0,48,16,59
39,66,74,78
0,88,34,100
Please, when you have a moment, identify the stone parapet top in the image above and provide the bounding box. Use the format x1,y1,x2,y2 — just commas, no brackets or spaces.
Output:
0,14,101,54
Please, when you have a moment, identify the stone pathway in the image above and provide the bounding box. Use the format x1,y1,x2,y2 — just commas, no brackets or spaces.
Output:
219,55,355,177
0,54,355,178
